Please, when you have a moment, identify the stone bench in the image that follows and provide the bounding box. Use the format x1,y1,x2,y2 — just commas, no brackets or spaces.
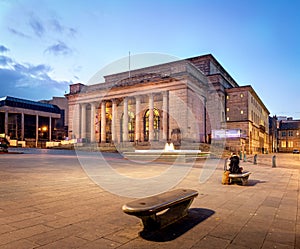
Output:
122,189,198,231
228,171,251,185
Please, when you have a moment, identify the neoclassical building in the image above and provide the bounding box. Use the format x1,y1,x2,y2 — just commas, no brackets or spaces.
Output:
66,54,269,153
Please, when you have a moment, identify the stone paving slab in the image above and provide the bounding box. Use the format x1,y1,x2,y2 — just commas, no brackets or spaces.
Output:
0,148,299,248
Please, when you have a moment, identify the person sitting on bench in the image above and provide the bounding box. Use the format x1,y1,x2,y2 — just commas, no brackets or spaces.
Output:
228,152,243,174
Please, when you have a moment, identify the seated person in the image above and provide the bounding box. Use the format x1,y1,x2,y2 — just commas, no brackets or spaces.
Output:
228,152,243,174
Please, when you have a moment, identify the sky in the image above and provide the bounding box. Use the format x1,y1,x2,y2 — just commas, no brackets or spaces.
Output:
0,0,299,118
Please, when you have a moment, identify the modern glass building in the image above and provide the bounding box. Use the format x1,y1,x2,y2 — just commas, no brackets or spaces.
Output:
0,96,65,147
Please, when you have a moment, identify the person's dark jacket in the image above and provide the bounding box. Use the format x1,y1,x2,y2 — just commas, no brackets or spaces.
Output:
229,155,241,173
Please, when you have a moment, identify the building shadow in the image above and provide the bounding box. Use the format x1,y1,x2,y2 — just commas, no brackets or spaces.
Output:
139,208,214,242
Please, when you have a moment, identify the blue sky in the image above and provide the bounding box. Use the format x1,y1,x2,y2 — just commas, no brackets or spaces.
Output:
0,0,299,118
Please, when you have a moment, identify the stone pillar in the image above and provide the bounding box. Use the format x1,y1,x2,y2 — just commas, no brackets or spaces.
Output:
101,101,106,143
4,111,8,135
49,116,52,141
123,97,129,142
162,91,168,141
112,99,117,142
73,103,81,139
90,102,96,142
21,113,24,141
35,115,39,147
149,94,154,141
81,104,87,139
135,96,141,142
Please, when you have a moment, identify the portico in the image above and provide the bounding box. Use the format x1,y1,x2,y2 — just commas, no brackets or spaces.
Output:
66,59,209,147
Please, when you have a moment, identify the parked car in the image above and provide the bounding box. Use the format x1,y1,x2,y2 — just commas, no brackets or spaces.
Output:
0,137,9,152
293,149,300,154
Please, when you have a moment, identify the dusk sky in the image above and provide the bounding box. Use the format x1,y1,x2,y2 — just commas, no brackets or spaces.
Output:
0,0,299,118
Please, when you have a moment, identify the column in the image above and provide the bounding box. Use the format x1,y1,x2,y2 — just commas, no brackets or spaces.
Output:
90,102,96,143
149,93,154,141
123,97,128,142
49,116,52,141
4,111,8,135
111,99,117,142
101,101,106,143
21,113,24,141
73,103,81,139
162,91,168,141
135,96,141,142
81,104,87,139
35,114,39,147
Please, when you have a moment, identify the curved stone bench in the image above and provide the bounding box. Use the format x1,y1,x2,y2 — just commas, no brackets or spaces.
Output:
228,171,251,185
122,189,198,231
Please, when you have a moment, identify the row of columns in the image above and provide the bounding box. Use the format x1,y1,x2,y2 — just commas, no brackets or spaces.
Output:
77,91,169,143
3,111,52,142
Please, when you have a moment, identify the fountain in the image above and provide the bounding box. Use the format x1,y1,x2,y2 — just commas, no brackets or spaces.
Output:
123,142,208,162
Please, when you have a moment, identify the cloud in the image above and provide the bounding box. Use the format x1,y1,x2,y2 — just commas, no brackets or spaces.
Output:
44,41,73,56
0,55,13,66
7,28,31,38
0,55,70,100
0,45,9,53
50,18,77,37
29,14,45,37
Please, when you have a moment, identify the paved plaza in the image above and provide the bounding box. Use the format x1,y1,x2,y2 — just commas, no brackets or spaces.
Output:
0,148,299,248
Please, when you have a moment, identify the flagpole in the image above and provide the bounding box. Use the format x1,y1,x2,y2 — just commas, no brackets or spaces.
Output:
128,51,131,78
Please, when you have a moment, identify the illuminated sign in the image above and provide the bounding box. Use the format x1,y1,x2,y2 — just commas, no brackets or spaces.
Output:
212,129,241,139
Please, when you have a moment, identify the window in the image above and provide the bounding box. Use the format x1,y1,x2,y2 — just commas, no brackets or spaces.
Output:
226,108,230,112
282,131,286,137
144,108,160,141
240,93,244,98
281,141,286,148
227,117,230,121
288,131,293,137
288,141,294,148
226,95,229,100
240,110,244,114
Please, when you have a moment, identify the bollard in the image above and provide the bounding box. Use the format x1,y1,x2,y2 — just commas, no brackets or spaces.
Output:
239,151,243,160
254,154,257,165
243,153,247,162
272,155,276,168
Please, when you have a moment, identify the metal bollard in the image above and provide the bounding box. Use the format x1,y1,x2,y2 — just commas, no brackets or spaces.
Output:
272,155,276,167
243,153,247,162
254,154,257,165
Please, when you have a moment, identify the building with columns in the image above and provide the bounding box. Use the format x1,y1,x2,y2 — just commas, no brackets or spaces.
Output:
66,54,270,153
0,96,63,147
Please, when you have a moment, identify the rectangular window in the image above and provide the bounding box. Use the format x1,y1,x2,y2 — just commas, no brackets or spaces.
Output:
288,141,294,148
226,108,229,112
240,93,244,98
281,141,286,148
240,110,244,114
282,131,286,137
227,117,230,121
288,131,293,137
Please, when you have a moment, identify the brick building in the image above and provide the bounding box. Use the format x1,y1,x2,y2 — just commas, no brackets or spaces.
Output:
277,117,300,153
66,54,269,153
225,86,270,154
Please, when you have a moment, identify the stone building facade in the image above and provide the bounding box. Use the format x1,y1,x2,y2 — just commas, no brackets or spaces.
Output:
277,118,300,153
66,60,209,146
66,54,269,153
225,86,270,154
